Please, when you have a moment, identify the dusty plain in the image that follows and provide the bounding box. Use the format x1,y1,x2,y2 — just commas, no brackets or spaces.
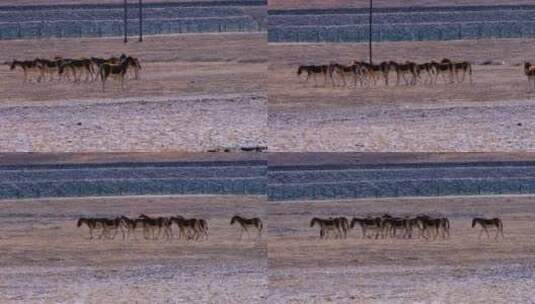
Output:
0,33,267,152
0,151,266,165
268,38,535,151
269,152,535,167
268,195,535,303
0,195,267,303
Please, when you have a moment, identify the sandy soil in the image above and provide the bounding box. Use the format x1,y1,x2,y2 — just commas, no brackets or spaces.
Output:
269,0,534,10
0,152,532,167
268,152,535,167
0,33,267,152
0,195,267,303
268,38,535,152
268,195,535,303
2,191,535,303
0,33,266,104
0,152,266,166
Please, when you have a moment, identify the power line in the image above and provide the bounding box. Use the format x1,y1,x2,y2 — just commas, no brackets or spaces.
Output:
124,0,128,43
369,0,373,64
139,0,143,42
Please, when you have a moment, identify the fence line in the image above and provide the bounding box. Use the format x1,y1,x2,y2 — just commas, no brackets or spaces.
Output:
268,21,535,43
0,16,264,40
267,178,535,201
0,162,267,200
0,177,267,200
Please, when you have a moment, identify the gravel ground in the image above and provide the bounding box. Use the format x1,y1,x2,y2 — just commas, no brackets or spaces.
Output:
2,260,267,303
0,93,267,152
269,99,535,151
268,263,535,304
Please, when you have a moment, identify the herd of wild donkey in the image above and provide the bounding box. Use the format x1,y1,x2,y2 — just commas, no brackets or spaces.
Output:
311,214,504,241
6,56,535,91
77,214,504,241
4,54,141,91
77,214,263,241
297,59,535,89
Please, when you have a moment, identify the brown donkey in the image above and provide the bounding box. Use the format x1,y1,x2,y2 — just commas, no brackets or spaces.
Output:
310,217,344,239
472,217,504,240
6,59,42,83
98,56,130,92
230,215,263,240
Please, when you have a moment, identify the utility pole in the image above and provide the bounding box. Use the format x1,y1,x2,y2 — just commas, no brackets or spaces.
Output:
124,0,128,43
369,0,373,64
139,0,143,42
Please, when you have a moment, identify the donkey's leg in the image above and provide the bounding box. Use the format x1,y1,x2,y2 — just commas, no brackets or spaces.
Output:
97,228,106,240
165,226,171,241
424,227,431,240
37,68,44,83
121,227,126,240
143,226,150,240
111,228,118,240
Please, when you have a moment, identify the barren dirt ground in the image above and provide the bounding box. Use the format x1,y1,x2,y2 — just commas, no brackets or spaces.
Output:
2,193,535,303
0,195,267,303
268,38,535,151
0,33,267,152
0,33,266,103
268,196,535,303
0,151,266,166
268,152,535,167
